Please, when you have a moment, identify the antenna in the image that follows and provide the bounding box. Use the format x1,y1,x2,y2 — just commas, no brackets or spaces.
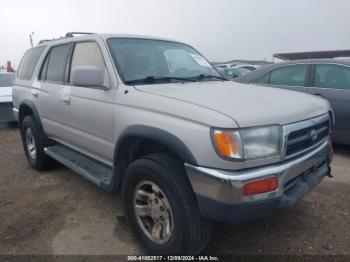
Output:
29,32,35,47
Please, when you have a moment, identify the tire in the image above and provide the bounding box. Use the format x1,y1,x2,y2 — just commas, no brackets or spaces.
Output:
21,115,54,171
122,153,213,255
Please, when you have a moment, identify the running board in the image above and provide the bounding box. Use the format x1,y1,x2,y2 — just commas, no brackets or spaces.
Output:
44,144,113,187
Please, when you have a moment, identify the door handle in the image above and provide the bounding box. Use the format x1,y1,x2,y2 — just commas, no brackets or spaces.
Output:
61,96,70,105
31,90,38,98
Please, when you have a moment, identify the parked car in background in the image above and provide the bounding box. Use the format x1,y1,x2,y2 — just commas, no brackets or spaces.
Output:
217,66,251,79
234,64,261,71
213,60,273,72
13,33,333,255
0,72,15,123
235,59,350,145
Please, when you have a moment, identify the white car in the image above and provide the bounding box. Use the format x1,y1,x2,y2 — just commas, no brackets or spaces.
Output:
0,72,15,123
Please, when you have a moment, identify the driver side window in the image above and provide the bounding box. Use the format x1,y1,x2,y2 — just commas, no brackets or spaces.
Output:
70,42,109,85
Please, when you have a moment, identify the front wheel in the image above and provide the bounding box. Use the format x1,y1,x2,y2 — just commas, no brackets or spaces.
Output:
122,153,213,255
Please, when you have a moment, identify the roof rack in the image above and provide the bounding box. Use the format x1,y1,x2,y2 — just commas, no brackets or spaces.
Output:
38,39,51,44
37,32,95,46
65,32,95,38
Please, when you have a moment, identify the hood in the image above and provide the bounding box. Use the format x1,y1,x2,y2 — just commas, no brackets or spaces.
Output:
0,86,13,103
136,81,330,127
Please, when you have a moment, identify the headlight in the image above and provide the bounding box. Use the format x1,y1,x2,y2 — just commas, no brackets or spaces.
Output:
212,125,281,161
240,125,282,160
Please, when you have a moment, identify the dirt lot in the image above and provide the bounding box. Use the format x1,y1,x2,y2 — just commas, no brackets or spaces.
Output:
0,124,349,255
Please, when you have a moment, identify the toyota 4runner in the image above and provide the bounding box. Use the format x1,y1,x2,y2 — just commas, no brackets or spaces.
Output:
13,33,334,255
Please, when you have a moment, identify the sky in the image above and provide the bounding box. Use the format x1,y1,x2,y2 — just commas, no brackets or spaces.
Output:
1,0,350,68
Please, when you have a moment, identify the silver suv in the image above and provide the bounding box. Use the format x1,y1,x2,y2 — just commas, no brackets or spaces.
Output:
13,33,333,255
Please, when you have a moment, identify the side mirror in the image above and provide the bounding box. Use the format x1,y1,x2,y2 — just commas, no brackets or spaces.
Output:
71,66,108,89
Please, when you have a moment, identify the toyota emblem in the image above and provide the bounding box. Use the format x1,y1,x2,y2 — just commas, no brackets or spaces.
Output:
310,129,318,141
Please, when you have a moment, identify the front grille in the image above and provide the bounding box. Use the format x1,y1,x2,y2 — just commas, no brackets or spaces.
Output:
283,160,328,193
285,119,330,157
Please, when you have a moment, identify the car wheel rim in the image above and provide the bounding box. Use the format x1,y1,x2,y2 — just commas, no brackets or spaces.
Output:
25,128,36,160
133,181,174,244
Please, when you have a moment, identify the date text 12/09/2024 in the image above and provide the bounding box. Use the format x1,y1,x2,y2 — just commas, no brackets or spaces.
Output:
127,256,220,261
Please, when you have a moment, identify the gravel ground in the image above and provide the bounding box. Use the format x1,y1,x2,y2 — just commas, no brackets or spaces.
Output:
0,124,349,255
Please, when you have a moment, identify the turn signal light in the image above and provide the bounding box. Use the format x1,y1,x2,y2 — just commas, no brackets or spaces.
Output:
243,178,278,196
212,130,243,159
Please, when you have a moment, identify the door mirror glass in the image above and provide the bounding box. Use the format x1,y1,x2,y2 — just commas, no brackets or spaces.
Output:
71,66,106,89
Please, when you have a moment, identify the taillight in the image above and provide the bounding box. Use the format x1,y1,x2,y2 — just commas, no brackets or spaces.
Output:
328,140,334,153
243,177,278,196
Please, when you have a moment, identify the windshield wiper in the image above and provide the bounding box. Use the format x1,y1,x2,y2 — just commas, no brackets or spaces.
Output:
125,76,197,84
192,74,228,81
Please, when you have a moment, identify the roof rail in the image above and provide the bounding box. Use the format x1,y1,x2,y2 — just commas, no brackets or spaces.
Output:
38,39,51,45
65,32,95,38
37,32,95,46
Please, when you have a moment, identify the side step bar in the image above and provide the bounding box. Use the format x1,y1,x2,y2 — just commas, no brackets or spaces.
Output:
44,144,113,187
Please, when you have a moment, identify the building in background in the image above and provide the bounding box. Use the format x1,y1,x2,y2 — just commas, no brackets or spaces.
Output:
273,50,350,61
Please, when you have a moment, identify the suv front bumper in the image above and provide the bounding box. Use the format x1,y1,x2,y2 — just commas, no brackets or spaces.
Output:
185,140,332,223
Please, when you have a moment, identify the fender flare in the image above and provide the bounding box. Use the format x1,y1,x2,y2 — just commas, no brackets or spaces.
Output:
18,100,43,130
114,125,198,165
105,125,198,191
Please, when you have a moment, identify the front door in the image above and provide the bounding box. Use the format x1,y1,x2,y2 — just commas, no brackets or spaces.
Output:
63,41,116,165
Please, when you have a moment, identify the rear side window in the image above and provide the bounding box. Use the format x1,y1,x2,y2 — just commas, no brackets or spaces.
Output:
269,65,308,87
41,44,72,83
17,46,45,80
314,64,350,90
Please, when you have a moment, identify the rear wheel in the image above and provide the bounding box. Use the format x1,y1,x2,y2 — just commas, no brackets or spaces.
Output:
21,116,54,170
122,153,213,255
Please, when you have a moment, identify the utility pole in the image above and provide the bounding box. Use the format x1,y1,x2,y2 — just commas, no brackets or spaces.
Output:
29,32,35,47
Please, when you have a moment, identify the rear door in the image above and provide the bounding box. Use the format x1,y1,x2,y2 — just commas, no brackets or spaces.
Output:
37,43,73,141
260,64,311,94
309,64,350,144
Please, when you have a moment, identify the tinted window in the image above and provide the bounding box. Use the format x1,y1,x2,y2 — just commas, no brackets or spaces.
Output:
314,64,350,90
17,46,45,80
0,74,14,87
45,44,71,82
70,42,107,84
241,66,256,71
254,72,270,84
39,52,49,80
269,65,307,86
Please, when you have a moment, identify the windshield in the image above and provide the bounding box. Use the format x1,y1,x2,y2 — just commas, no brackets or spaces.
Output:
0,74,14,87
107,38,221,84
